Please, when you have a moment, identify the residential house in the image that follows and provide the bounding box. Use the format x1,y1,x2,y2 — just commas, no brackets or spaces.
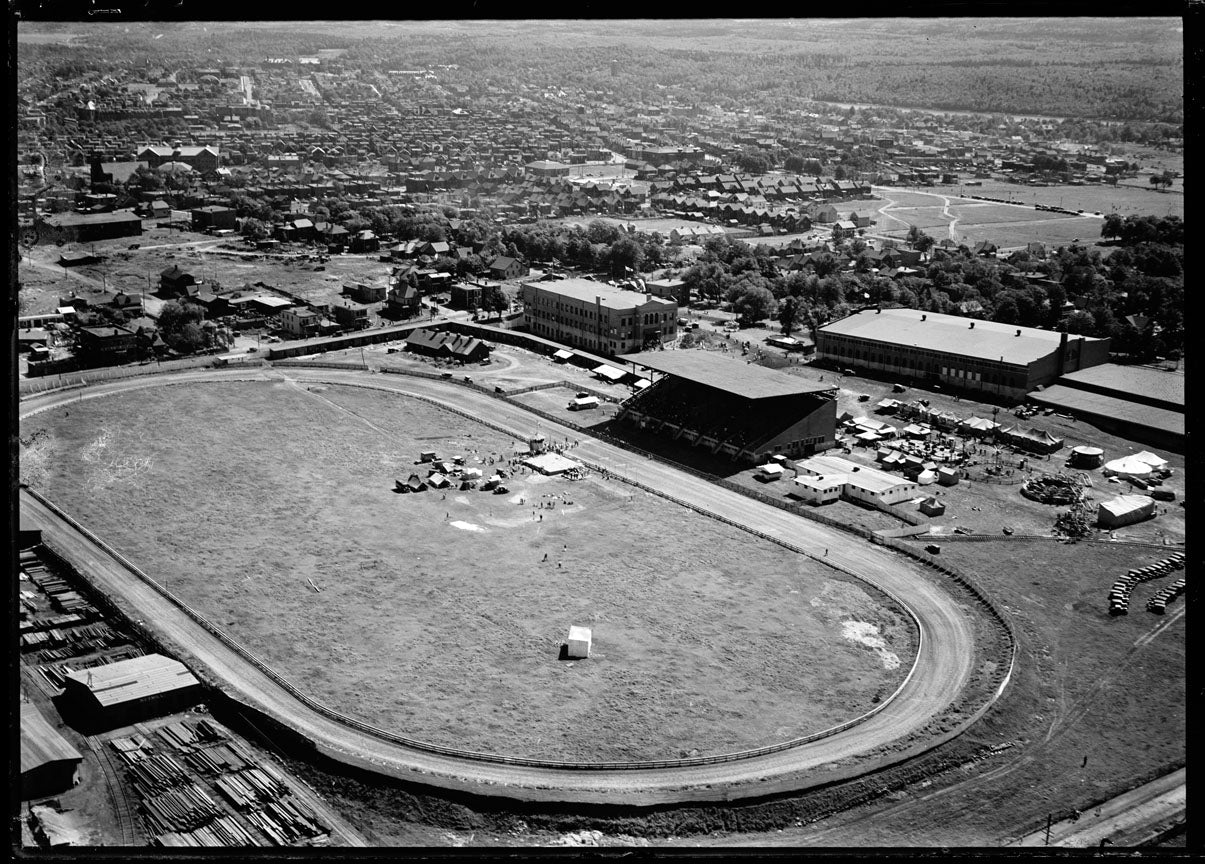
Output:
190,205,237,232
159,265,197,297
488,256,528,281
279,306,322,338
345,282,387,304
450,282,483,309
332,303,370,330
385,282,421,318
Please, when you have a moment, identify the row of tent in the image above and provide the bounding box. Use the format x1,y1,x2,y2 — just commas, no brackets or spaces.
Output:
875,399,1064,452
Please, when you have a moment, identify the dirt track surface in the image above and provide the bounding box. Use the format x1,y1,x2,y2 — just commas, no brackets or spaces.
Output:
19,367,980,806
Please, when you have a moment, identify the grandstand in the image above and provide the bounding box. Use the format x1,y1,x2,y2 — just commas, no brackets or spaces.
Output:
616,352,838,462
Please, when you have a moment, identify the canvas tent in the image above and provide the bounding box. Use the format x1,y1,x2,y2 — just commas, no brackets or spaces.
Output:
1097,495,1155,528
566,626,592,659
1102,456,1153,479
1131,451,1169,472
918,496,945,516
1069,446,1104,468
1001,426,1064,454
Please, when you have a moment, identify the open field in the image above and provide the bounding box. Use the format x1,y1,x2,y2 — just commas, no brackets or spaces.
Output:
17,225,397,321
23,380,915,762
664,540,1185,848
947,216,1106,250
950,203,1084,226
928,181,1185,220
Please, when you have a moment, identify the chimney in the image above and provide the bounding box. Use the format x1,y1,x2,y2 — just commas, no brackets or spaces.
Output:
1057,331,1068,376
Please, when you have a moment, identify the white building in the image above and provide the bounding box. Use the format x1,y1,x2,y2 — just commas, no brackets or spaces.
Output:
792,455,920,507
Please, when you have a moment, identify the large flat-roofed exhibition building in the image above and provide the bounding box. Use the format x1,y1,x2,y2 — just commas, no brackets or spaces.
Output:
1028,362,1185,452
816,308,1110,401
616,351,838,461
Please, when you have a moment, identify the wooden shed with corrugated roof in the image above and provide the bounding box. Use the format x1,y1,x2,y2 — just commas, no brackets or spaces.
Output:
62,653,202,730
21,701,83,800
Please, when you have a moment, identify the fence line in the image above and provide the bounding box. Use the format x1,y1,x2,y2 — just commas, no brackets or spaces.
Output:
19,356,265,396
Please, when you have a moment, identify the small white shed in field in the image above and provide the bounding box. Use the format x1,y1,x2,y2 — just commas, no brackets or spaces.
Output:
566,626,592,659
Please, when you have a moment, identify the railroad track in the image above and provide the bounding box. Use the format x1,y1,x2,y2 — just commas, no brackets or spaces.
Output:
90,735,142,845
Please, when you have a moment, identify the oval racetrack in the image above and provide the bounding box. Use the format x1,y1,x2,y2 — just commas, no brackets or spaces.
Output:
19,366,982,806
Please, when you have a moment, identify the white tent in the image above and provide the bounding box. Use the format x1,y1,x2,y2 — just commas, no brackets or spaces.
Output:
566,626,592,659
1131,451,1169,471
1103,456,1153,479
916,469,937,485
593,364,626,383
1097,495,1155,528
552,349,574,362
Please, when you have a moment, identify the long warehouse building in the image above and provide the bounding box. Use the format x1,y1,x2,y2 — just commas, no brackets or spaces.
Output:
816,307,1110,401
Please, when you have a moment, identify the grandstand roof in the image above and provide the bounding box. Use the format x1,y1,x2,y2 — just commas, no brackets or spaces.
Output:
619,351,836,400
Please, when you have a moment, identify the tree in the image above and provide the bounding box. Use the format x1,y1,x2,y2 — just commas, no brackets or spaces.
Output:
240,217,269,240
608,236,645,276
157,300,203,338
732,284,778,326
735,148,772,174
479,284,508,313
777,295,807,337
1101,213,1124,240
784,154,806,173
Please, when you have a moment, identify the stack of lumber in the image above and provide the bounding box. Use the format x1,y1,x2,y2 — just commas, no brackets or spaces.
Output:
129,753,191,794
140,782,222,834
244,798,326,846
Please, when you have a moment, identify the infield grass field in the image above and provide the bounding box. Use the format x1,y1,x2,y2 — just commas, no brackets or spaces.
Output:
22,379,916,762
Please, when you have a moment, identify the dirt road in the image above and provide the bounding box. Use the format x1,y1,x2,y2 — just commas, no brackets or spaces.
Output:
1010,767,1185,848
19,366,986,806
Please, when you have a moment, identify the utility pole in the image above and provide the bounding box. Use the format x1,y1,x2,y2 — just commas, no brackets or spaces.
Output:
1044,812,1052,846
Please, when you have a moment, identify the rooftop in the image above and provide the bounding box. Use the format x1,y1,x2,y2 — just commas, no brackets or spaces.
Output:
820,307,1105,366
796,454,912,494
525,278,677,311
1057,363,1184,409
1028,385,1185,439
619,351,836,400
63,653,200,707
21,702,83,774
